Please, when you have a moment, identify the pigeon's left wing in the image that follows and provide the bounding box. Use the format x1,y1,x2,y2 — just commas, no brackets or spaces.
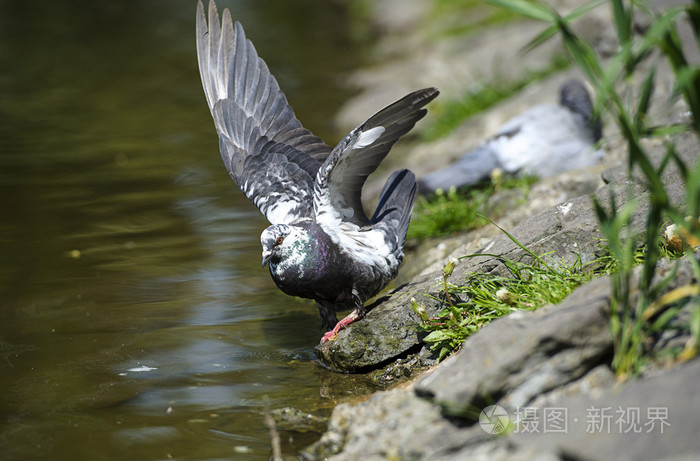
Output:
313,88,439,231
196,1,332,225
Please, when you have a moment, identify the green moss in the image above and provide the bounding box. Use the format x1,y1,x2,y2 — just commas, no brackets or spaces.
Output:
408,187,485,241
408,176,536,241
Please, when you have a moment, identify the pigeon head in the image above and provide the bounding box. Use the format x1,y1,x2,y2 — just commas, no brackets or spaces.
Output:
260,224,312,269
261,224,290,268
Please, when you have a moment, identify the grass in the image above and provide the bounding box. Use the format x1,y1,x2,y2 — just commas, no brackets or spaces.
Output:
414,223,692,363
476,0,700,377
407,175,537,241
408,187,486,241
413,219,602,361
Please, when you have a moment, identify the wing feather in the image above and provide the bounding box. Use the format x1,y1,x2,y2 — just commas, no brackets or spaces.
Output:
196,0,332,224
313,88,439,228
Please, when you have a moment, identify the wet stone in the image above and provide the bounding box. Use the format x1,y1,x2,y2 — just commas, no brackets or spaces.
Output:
270,407,329,434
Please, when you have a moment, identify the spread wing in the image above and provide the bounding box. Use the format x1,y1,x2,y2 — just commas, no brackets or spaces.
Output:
313,88,439,229
196,0,332,225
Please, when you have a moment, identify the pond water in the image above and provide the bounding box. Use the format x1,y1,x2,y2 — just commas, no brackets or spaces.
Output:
0,1,382,459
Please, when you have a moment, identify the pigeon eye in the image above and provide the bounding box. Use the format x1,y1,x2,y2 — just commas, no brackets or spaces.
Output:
275,237,284,245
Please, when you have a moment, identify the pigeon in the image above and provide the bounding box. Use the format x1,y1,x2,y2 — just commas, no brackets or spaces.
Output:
195,1,438,342
417,79,603,194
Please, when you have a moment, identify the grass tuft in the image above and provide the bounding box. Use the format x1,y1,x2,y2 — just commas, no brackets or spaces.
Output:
408,175,537,241
415,220,600,361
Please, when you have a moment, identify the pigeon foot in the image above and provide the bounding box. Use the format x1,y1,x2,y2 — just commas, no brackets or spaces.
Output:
320,311,362,342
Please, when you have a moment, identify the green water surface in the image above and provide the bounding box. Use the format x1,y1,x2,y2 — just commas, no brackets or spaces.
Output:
0,1,379,459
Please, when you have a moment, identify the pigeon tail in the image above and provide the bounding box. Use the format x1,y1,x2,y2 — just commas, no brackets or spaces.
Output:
371,169,417,248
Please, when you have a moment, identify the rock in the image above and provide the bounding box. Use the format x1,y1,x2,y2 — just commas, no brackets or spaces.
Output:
414,276,614,417
270,407,328,433
334,1,614,134
432,360,700,461
313,289,442,373
300,386,491,461
304,253,700,460
525,364,617,410
504,358,700,461
366,354,432,386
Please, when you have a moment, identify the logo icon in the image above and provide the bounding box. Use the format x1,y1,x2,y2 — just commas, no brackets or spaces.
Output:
479,405,510,434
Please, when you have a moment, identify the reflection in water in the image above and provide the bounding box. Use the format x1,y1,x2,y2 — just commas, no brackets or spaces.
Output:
0,1,379,459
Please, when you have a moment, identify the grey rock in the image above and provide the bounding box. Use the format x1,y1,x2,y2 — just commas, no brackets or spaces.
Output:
270,407,328,433
526,364,617,410
437,356,700,461
506,358,700,461
367,355,431,386
414,276,614,417
313,289,430,372
301,386,490,461
462,154,689,279
334,1,613,134
304,254,700,460
602,132,700,186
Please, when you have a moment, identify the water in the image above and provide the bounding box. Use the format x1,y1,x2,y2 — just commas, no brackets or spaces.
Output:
0,1,379,459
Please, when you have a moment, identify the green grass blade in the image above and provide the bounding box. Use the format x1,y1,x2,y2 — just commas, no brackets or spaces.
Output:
477,214,563,276
635,66,656,133
521,0,606,53
483,0,555,21
557,19,605,85
610,0,632,46
688,2,700,49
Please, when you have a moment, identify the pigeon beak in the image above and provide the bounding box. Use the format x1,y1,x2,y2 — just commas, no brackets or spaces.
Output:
261,250,272,268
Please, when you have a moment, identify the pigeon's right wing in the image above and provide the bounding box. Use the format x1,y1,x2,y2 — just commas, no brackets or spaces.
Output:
313,88,439,229
196,1,332,225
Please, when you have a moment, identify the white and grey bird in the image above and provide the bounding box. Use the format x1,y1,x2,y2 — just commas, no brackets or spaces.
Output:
195,1,438,342
417,79,603,194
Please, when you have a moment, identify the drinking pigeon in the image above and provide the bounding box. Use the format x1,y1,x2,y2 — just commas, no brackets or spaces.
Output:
417,79,603,194
195,1,438,342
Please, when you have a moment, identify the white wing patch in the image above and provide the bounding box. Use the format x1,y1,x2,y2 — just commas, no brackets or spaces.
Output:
353,126,385,149
316,200,396,270
265,201,299,225
341,225,395,269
